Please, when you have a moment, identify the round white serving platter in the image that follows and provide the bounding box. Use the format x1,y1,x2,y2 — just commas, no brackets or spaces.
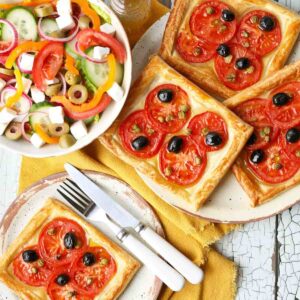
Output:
0,171,163,300
133,13,300,223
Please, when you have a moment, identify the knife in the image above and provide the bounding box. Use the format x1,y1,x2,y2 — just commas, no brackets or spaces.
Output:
65,163,204,284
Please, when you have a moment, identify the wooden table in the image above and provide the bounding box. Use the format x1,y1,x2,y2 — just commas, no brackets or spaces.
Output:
1,0,300,299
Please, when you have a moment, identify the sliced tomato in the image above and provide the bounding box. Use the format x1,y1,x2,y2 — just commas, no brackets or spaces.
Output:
268,82,300,129
233,98,278,150
145,84,191,134
159,136,207,186
236,10,281,56
280,128,300,165
72,246,116,296
39,218,87,267
187,112,228,152
119,110,165,158
76,29,126,63
245,138,298,184
32,42,64,91
190,1,237,45
47,269,91,300
175,32,216,63
13,246,53,287
214,43,262,90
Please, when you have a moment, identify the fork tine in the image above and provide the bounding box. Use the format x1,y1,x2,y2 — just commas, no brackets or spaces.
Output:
57,189,85,214
66,178,91,200
60,185,89,208
62,181,91,205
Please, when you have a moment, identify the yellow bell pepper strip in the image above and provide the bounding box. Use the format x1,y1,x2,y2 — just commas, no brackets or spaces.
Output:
65,53,79,75
5,68,24,108
71,0,101,30
34,124,60,144
51,53,116,113
5,41,49,69
0,0,50,9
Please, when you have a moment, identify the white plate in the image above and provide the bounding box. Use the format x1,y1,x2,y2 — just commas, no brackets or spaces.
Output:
0,171,163,300
0,0,132,158
132,13,300,223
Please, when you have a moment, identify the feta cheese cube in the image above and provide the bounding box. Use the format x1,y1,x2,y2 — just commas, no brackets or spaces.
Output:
93,46,110,60
18,53,35,72
70,121,87,140
48,106,64,124
16,77,32,94
107,82,124,102
0,107,17,124
45,78,59,86
0,123,9,135
0,79,6,93
56,15,75,31
56,0,72,15
100,23,116,35
31,86,45,103
30,133,45,148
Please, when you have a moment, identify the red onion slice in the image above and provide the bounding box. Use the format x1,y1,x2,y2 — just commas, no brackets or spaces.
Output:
74,42,108,64
0,19,18,54
58,72,66,96
21,112,47,142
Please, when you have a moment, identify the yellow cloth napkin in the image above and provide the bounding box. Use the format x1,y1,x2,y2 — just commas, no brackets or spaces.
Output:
18,1,239,299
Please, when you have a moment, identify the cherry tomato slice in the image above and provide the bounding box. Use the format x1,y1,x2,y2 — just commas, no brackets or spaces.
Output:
175,32,216,63
159,136,207,186
32,42,64,91
72,246,116,296
145,84,191,134
190,1,237,45
214,43,262,90
245,138,298,184
13,246,52,287
280,128,300,165
233,98,278,150
236,10,281,57
119,110,165,158
268,82,300,129
47,269,91,300
39,218,87,267
187,112,228,152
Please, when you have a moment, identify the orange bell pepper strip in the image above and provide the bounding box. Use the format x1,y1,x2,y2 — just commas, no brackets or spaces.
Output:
51,53,116,113
71,0,101,30
0,0,50,9
5,41,49,69
34,124,60,144
6,68,24,108
65,54,79,75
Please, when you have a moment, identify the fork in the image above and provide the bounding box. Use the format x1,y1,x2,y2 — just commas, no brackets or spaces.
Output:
58,180,185,292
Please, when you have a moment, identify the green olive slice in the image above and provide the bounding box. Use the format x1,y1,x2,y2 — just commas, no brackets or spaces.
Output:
0,67,14,76
5,122,22,140
45,83,62,97
34,4,54,17
65,71,81,86
79,15,92,29
59,134,76,148
68,84,88,105
49,123,69,137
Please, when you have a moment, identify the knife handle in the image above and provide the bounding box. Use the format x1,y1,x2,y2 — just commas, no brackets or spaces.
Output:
121,232,185,291
138,226,204,284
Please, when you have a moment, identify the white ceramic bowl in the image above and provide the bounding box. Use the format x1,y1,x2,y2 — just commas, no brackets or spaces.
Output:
0,0,132,158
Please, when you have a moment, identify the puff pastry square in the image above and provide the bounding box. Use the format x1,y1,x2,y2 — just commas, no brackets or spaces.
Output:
160,0,300,100
0,199,140,300
100,55,252,211
225,60,300,207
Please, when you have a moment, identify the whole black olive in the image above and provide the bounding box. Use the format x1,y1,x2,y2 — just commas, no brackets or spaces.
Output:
22,250,38,263
235,58,250,70
205,132,222,146
131,136,149,151
64,232,77,249
286,128,300,143
157,89,173,103
259,16,275,32
168,136,183,153
217,44,230,57
272,93,291,107
247,133,257,146
221,9,235,22
250,149,265,164
83,252,96,266
56,274,70,286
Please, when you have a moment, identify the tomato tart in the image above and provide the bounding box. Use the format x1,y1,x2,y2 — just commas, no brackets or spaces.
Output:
160,0,300,99
100,56,252,211
0,199,140,300
224,60,300,207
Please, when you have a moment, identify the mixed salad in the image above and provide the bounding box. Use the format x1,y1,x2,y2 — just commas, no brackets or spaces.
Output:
0,0,126,149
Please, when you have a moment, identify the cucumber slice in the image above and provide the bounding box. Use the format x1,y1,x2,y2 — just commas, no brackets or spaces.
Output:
81,48,124,88
40,18,59,36
29,102,53,129
65,39,79,59
3,7,38,41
